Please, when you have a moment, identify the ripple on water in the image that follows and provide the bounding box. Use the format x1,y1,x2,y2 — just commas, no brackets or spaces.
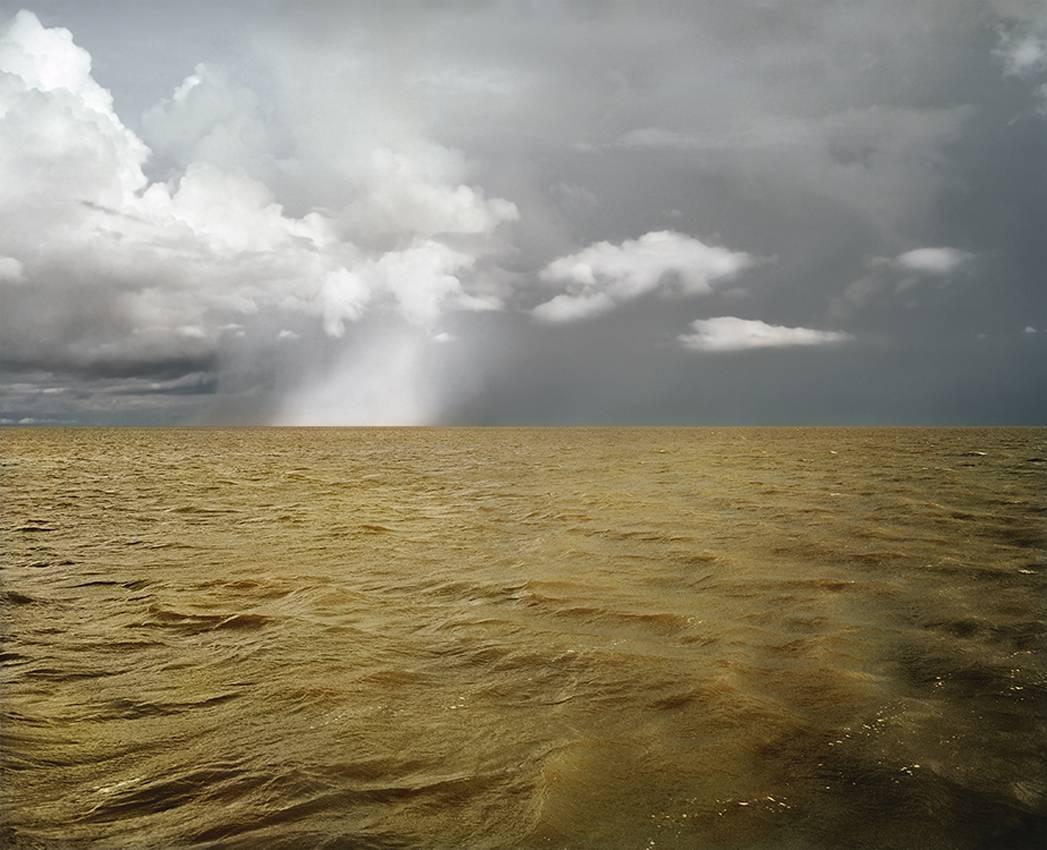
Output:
1,427,1045,849
138,607,274,634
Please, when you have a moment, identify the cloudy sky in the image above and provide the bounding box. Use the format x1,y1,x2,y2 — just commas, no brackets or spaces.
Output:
0,0,1044,425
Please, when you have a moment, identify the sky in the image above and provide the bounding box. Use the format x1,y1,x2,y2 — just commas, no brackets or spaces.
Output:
0,0,1044,425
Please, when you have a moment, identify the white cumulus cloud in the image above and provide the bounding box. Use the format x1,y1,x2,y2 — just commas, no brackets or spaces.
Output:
679,317,853,353
0,9,518,385
534,230,756,322
892,247,972,275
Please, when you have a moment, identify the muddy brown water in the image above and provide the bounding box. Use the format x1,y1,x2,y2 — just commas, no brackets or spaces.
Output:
2,427,1045,848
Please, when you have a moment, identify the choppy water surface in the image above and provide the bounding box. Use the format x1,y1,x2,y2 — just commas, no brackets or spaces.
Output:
1,428,1045,849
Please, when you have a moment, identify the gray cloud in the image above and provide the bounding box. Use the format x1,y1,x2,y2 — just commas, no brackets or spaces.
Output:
829,245,976,318
0,1,1044,424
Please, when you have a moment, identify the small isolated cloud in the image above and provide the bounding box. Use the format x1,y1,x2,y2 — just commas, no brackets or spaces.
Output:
1024,325,1038,334
277,329,300,340
0,255,24,283
679,317,853,353
431,331,457,343
533,230,756,322
831,245,973,319
993,17,1047,110
995,27,1047,77
891,247,973,275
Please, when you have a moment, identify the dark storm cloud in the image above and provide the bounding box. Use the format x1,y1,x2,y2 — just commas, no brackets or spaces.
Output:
0,0,1044,423
0,353,219,381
